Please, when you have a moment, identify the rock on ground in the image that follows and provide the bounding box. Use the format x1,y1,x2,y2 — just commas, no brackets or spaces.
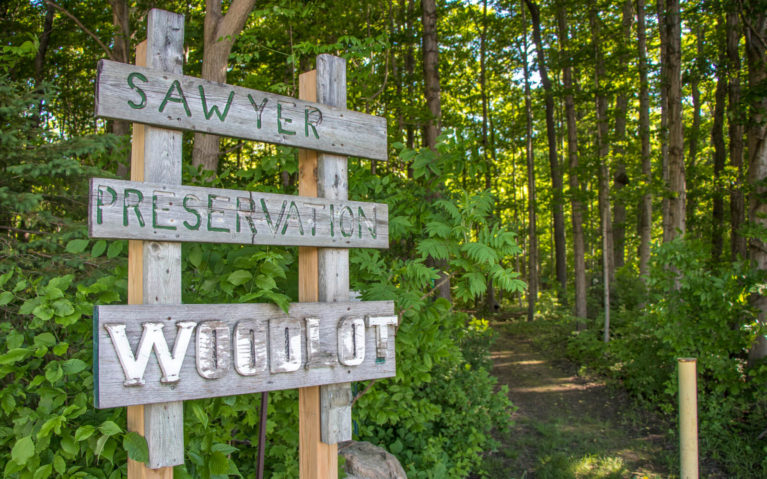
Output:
338,440,407,479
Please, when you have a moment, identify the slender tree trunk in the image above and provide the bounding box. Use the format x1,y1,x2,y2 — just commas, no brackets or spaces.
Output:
663,0,685,241
480,0,496,312
525,0,567,302
637,0,653,277
591,9,614,286
744,3,767,363
612,0,633,271
523,3,538,322
727,7,747,260
656,0,671,241
109,0,131,178
686,26,703,231
557,7,587,323
711,33,727,264
421,0,451,301
192,0,256,174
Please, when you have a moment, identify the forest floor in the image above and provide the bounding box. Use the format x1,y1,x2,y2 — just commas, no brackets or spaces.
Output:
482,318,713,479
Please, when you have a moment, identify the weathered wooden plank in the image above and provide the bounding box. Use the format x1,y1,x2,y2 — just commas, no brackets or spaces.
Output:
316,54,353,446
88,178,389,249
297,68,336,479
95,60,388,162
94,301,396,409
141,8,184,470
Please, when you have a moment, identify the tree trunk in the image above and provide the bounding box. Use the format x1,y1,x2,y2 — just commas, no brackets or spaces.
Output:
711,32,727,264
480,0,496,312
744,3,767,363
612,0,633,271
421,0,451,302
557,7,587,323
686,26,703,231
663,0,685,241
192,0,256,174
727,7,747,260
656,0,671,242
523,2,538,322
525,0,567,302
109,0,131,178
591,9,614,287
636,0,652,277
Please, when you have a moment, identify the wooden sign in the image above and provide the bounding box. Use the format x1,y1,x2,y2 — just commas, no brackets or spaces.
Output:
94,301,397,408
95,60,388,161
88,178,388,248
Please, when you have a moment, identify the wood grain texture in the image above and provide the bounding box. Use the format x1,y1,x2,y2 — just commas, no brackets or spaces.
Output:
88,178,389,248
298,67,336,479
316,54,353,446
126,36,174,479
94,301,397,408
142,9,184,470
95,60,387,162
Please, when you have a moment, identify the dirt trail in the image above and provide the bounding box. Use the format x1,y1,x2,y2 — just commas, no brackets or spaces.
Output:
485,323,672,479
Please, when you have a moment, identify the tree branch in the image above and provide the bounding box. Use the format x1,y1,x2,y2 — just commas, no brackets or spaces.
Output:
45,0,114,60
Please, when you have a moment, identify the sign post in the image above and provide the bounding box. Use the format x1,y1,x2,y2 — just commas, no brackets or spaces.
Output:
91,10,390,479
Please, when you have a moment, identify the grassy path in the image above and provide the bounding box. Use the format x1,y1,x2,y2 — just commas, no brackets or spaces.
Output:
484,321,674,479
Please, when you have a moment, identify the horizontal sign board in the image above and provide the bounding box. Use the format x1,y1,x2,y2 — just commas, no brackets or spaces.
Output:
95,60,387,161
88,178,388,248
94,301,397,408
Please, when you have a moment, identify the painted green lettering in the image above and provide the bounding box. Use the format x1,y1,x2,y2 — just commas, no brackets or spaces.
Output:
199,85,235,121
159,80,191,117
152,192,177,230
96,185,117,225
358,207,377,239
277,102,296,135
127,72,148,109
261,199,287,235
207,195,230,233
123,189,145,227
281,201,304,236
236,197,257,234
183,195,201,230
339,206,354,238
329,204,334,237
304,106,321,139
248,95,268,129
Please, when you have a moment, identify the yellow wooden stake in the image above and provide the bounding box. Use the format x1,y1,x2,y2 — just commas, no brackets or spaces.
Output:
678,358,699,479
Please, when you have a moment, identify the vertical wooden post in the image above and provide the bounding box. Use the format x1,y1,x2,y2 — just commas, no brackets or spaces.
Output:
298,54,352,479
678,358,699,479
127,10,185,477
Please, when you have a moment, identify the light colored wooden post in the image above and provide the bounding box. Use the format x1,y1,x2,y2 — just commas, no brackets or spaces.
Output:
678,358,699,479
127,10,185,477
298,54,352,479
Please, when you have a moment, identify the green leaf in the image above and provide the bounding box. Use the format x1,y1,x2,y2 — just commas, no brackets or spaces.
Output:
11,436,34,465
99,420,122,436
45,363,63,383
0,348,30,365
94,434,109,457
188,247,203,268
107,240,124,258
211,443,238,455
254,274,277,290
209,451,230,474
33,463,52,479
53,455,66,474
52,299,74,317
33,303,55,321
123,432,149,463
62,358,87,375
65,239,89,253
0,290,13,305
75,425,96,441
191,402,208,429
227,269,252,286
91,240,107,257
34,332,56,348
